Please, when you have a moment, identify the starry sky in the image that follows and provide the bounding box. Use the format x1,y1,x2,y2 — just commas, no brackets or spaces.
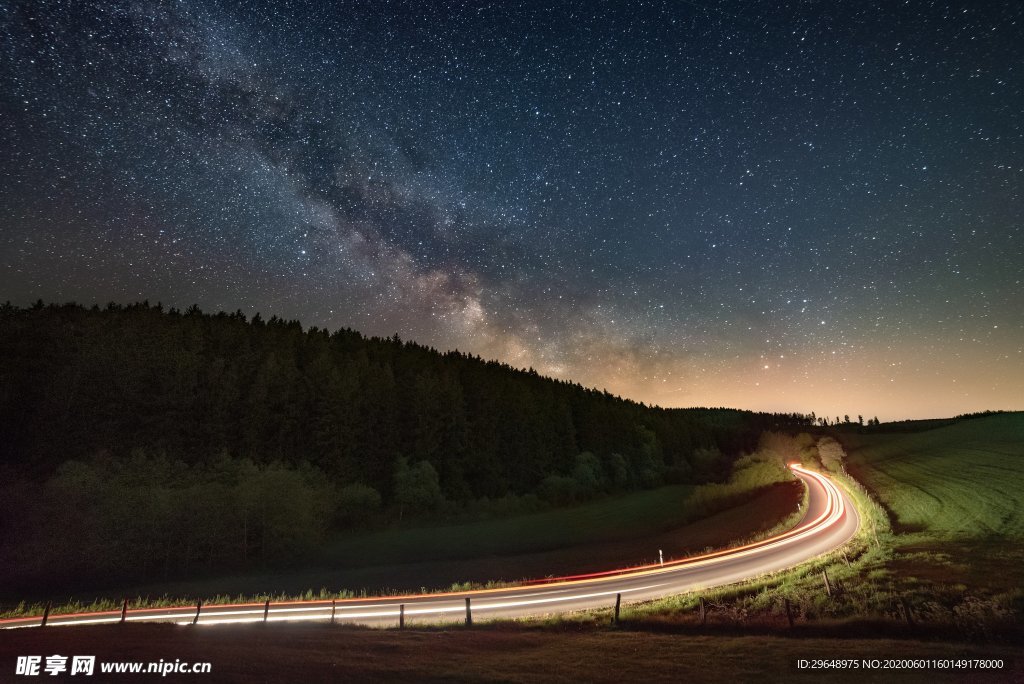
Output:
2,0,1022,421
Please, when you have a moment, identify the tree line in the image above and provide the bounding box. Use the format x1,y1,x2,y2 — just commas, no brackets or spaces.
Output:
0,301,817,498
0,301,816,591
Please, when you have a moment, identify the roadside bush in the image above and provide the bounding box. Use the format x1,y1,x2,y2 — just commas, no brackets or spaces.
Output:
602,452,632,489
571,452,606,498
393,457,446,519
335,483,382,528
0,451,337,592
538,474,578,505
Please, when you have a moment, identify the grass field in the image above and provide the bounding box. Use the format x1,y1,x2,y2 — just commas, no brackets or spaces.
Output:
328,483,717,567
841,412,1024,600
842,413,1024,540
2,622,1020,684
325,476,797,570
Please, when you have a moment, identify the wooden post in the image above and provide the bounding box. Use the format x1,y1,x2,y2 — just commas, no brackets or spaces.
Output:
842,550,851,567
785,598,794,628
822,570,832,596
613,593,621,624
465,597,472,626
901,598,915,628
331,600,336,624
120,598,128,624
192,600,202,625
40,601,51,627
399,604,405,629
263,599,270,623
699,597,706,626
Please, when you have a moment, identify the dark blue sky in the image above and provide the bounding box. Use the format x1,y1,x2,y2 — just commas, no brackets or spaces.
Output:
2,0,1022,418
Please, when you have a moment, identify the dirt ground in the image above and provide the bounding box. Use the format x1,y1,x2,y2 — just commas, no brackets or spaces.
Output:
1,622,1020,683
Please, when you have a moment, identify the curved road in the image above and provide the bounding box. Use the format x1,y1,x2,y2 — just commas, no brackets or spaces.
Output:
0,465,858,630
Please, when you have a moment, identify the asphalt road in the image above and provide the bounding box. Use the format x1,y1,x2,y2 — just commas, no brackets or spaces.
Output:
0,465,858,630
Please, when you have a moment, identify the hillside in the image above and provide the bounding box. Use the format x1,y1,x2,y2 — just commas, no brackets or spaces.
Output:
0,302,811,490
0,301,811,594
839,412,1024,610
842,413,1024,540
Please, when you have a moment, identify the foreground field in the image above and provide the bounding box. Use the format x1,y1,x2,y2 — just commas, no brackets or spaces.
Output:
842,413,1024,539
1,623,1019,683
842,412,1024,599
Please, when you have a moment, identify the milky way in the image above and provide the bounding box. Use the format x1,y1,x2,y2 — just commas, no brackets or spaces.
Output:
2,1,1022,419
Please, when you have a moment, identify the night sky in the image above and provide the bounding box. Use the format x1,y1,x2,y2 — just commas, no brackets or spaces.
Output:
2,1,1022,420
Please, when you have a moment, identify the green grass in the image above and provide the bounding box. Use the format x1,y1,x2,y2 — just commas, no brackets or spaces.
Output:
329,484,706,566
841,412,1024,540
837,412,1024,620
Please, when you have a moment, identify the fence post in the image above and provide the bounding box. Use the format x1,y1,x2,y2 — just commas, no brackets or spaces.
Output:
120,598,128,624
40,602,51,628
399,604,405,629
331,600,336,624
822,570,832,597
192,600,202,626
263,599,270,623
785,598,794,628
613,593,621,624
901,598,915,628
699,597,706,626
465,597,472,626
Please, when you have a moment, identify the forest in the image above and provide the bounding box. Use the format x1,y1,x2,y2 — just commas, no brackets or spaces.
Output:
0,301,814,592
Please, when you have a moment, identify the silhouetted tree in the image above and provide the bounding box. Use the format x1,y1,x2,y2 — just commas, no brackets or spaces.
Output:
393,457,445,520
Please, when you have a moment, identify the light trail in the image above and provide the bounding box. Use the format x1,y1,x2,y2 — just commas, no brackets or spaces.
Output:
0,465,858,630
